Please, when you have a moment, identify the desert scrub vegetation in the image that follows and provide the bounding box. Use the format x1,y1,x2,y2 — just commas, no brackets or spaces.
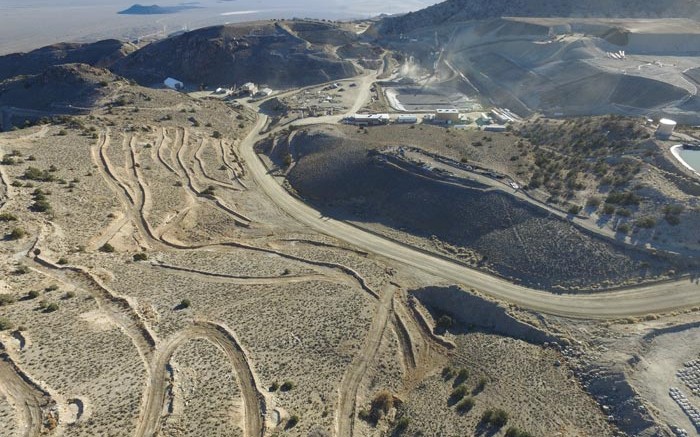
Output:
635,216,657,229
280,380,295,392
450,384,469,401
0,294,16,306
0,317,13,331
481,408,508,428
393,416,410,434
133,252,148,261
0,212,17,221
285,415,299,429
23,166,56,182
455,396,475,414
99,243,115,253
505,426,534,437
481,408,509,428
6,227,26,240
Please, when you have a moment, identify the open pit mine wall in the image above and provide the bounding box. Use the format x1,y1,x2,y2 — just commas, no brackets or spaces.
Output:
411,286,559,345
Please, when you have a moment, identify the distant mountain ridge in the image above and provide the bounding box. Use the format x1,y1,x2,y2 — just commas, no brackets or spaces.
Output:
376,0,700,34
118,4,201,15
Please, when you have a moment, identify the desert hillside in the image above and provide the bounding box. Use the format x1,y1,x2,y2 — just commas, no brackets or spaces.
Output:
112,22,360,88
375,0,700,34
0,40,135,82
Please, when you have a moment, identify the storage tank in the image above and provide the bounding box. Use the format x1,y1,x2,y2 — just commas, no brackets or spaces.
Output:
656,118,677,139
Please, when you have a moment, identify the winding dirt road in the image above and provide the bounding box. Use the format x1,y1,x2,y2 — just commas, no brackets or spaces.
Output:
238,71,700,320
135,321,265,437
336,284,395,437
0,352,50,437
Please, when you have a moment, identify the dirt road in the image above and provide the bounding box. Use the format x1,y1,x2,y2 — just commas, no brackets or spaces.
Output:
0,352,50,437
237,72,700,320
336,284,395,437
135,321,265,437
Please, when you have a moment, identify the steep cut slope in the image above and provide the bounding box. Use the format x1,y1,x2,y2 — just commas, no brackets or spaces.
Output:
113,22,360,88
376,0,700,34
0,39,134,82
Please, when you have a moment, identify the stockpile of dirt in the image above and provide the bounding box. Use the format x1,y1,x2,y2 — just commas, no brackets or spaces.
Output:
277,126,673,290
112,22,359,88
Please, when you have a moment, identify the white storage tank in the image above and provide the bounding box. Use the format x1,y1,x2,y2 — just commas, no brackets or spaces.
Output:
656,118,677,139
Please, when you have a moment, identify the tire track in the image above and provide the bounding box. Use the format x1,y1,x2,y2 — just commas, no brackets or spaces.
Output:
0,348,52,437
149,262,331,285
136,321,265,437
336,284,395,437
174,130,252,227
29,255,157,362
194,138,242,191
218,139,248,190
156,127,178,175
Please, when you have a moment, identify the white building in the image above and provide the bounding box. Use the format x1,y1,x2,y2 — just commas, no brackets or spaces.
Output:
656,118,677,139
435,108,460,123
349,114,390,126
483,125,507,132
241,82,258,95
396,114,418,124
164,77,184,90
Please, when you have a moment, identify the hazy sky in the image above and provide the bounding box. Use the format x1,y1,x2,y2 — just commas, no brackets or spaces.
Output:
0,0,439,54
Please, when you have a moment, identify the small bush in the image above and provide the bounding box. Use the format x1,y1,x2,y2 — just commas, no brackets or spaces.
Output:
586,196,601,208
45,284,59,292
635,216,656,229
286,415,299,429
280,380,294,392
13,265,29,275
45,302,59,313
394,416,410,434
456,368,469,383
568,205,581,215
481,408,508,428
436,314,453,332
7,227,26,240
133,253,148,261
456,397,475,413
269,381,279,392
0,213,17,222
99,243,115,253
64,291,76,299
0,317,13,331
616,223,630,234
450,384,468,401
474,376,487,394
442,366,455,379
369,390,393,421
57,257,68,265
0,294,16,306
202,185,216,198
505,426,534,437
179,298,191,309
27,290,40,299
